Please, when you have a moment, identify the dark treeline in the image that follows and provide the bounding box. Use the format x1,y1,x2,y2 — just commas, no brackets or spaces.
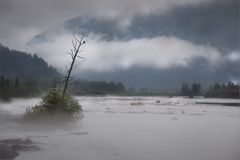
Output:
1,77,239,101
205,82,239,99
71,80,126,95
0,76,52,101
0,44,60,79
0,77,127,101
180,82,202,98
180,81,239,99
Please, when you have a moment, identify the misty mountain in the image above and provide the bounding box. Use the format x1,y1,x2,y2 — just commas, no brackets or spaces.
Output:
78,61,233,92
26,0,239,91
30,0,238,51
0,44,60,79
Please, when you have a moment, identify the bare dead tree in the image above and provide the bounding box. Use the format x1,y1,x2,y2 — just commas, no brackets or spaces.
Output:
62,34,86,99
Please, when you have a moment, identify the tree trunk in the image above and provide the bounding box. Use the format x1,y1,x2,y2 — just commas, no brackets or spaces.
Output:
62,35,85,99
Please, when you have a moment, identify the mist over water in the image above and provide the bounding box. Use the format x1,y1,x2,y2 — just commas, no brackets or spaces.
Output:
0,0,239,160
0,96,239,160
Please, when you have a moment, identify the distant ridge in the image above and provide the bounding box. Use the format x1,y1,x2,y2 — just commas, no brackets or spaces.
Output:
0,44,60,79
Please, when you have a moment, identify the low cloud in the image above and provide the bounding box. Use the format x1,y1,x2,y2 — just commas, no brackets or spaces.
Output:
27,33,221,73
226,51,240,62
0,0,218,48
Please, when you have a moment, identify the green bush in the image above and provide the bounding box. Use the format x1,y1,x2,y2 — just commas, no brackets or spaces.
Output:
25,85,81,118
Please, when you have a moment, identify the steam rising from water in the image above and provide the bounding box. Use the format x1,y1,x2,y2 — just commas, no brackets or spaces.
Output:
0,97,239,160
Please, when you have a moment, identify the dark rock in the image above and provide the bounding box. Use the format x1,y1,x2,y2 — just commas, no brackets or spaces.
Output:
196,102,240,107
0,138,40,159
0,138,33,146
0,144,19,160
130,102,144,106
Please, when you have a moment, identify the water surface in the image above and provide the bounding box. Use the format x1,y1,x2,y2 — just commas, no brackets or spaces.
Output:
0,96,239,160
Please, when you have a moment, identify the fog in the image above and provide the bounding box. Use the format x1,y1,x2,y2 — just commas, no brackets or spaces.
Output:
0,1,239,159
27,33,221,72
0,97,240,160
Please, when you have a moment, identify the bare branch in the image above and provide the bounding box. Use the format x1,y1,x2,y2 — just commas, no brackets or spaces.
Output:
76,55,85,59
73,34,81,43
62,34,86,98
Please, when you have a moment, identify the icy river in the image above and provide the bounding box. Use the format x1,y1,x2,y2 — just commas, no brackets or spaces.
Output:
0,96,239,160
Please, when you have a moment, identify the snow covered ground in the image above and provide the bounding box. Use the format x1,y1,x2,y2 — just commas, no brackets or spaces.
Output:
0,96,239,160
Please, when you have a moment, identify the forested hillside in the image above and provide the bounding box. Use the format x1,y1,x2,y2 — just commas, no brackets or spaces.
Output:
0,44,60,79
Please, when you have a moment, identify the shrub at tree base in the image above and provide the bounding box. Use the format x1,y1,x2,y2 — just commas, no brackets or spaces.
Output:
24,34,85,119
25,88,81,119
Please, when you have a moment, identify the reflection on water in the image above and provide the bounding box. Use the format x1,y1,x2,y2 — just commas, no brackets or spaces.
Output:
0,96,240,160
